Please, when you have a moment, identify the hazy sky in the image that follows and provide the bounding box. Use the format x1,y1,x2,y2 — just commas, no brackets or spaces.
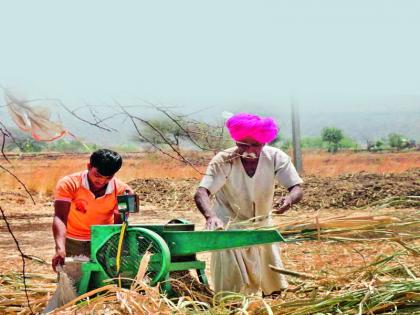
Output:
0,1,419,139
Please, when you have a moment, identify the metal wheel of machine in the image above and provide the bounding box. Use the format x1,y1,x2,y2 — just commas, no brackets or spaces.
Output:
96,227,170,286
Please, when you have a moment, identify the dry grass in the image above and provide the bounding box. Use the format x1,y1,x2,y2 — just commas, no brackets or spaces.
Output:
302,150,420,176
1,151,419,197
0,153,204,197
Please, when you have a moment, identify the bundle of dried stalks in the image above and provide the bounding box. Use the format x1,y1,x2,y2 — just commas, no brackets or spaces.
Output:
277,213,420,242
184,249,420,314
225,209,419,244
0,272,56,314
169,271,214,304
4,247,419,314
227,208,417,243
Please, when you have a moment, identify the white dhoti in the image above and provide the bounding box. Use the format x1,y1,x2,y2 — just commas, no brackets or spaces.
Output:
199,146,303,295
211,243,288,295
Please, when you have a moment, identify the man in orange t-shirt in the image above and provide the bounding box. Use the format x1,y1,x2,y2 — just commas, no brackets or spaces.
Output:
52,149,133,271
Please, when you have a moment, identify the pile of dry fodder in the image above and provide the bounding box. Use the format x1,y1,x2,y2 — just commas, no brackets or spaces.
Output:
2,209,419,314
276,169,420,210
128,169,420,211
129,178,197,212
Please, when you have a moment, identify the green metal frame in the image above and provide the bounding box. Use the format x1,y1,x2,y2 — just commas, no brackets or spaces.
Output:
77,222,284,295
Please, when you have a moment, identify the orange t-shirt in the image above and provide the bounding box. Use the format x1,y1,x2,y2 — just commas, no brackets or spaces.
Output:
54,171,129,240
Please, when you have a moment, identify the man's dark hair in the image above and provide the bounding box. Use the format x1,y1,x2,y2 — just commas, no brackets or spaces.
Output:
90,149,122,176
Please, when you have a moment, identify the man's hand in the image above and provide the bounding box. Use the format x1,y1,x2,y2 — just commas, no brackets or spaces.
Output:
194,187,224,230
273,195,293,214
205,215,224,230
52,248,66,272
52,201,70,272
273,185,303,214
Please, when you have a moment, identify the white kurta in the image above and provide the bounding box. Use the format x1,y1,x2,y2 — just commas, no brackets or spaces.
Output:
199,145,303,295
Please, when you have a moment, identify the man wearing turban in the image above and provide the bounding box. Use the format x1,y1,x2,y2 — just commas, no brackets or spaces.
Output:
194,113,303,295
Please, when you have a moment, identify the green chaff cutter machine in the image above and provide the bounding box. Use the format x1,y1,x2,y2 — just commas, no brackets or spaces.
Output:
76,193,285,295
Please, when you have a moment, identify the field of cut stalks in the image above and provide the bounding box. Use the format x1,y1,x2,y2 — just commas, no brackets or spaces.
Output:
0,152,419,314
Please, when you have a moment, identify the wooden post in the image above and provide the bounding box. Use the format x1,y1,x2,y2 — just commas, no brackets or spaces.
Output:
291,96,303,173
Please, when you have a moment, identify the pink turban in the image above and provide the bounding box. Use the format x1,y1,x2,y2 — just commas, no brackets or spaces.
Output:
226,113,279,143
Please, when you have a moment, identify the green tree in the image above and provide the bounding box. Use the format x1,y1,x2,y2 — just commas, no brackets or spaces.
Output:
20,138,46,152
48,139,98,153
388,133,404,151
321,127,344,153
367,137,388,152
5,128,47,153
340,136,359,150
375,140,384,148
301,136,324,149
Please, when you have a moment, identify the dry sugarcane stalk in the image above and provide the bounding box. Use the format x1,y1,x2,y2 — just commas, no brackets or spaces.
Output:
269,265,319,280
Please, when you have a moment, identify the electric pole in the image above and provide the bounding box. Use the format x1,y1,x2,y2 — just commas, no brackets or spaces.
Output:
291,96,303,173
